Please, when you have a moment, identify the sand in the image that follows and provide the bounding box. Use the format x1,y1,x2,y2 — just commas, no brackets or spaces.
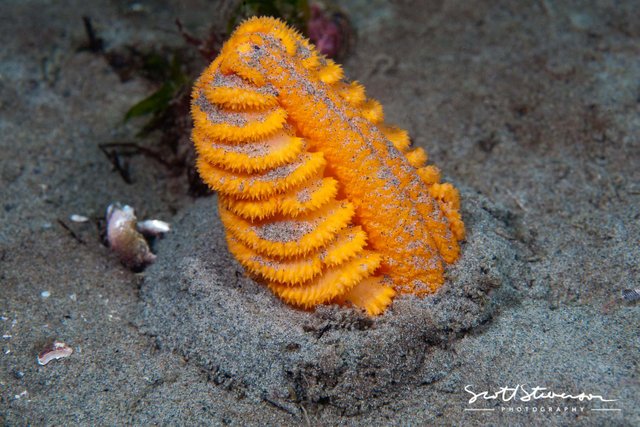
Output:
1,1,638,425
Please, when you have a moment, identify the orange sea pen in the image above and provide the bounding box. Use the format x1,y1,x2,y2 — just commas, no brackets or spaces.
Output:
191,17,464,315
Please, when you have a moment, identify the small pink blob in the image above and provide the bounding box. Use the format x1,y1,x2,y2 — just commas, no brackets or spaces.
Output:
307,4,343,58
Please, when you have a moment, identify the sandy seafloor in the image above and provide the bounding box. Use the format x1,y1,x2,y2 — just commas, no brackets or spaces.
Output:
1,1,638,425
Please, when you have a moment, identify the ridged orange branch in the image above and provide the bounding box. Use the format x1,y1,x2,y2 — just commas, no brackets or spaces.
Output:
191,17,464,315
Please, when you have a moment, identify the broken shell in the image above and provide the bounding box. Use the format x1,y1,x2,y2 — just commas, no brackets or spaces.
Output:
106,203,156,269
37,341,73,366
137,219,171,236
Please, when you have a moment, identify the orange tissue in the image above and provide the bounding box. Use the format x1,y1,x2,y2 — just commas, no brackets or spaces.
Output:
191,17,464,315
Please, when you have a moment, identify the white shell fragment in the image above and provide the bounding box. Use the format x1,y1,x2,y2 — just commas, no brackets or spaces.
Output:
70,214,89,223
137,219,171,236
106,203,157,269
37,341,73,366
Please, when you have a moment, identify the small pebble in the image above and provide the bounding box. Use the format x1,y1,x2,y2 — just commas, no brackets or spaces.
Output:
40,291,50,299
14,390,28,400
129,2,145,12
